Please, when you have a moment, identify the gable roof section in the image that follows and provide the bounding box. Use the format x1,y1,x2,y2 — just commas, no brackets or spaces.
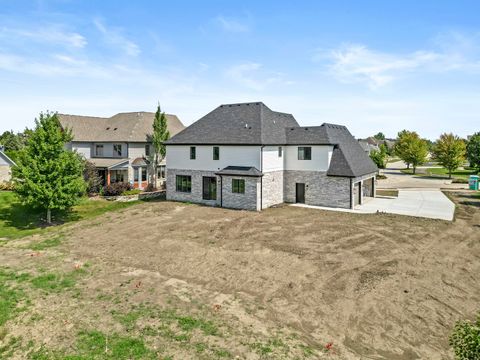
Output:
323,124,378,177
58,112,185,143
165,102,299,145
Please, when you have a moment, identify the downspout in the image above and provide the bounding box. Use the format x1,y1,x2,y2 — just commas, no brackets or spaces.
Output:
350,178,353,209
220,175,223,207
260,145,265,210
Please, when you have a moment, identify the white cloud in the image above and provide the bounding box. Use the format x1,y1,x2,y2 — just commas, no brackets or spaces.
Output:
215,15,250,33
0,26,87,48
318,44,439,89
93,19,140,56
225,62,290,90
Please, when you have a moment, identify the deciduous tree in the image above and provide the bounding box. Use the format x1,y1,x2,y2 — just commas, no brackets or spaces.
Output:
12,112,85,224
148,104,170,189
467,132,480,171
433,133,466,178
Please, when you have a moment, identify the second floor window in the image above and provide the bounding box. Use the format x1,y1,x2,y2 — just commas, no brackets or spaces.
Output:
190,146,196,159
298,147,311,160
145,144,150,157
213,146,219,160
95,144,104,157
113,144,122,157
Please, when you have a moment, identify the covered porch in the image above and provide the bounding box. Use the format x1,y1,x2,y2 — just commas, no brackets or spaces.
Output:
90,158,129,186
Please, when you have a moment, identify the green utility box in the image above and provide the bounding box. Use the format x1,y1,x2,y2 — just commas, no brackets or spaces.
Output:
469,175,479,190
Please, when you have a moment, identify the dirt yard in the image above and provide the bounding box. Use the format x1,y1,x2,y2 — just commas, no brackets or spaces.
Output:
1,192,479,359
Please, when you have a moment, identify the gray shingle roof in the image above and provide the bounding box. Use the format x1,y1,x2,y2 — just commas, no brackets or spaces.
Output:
58,112,185,143
215,166,263,177
166,103,377,178
165,102,299,145
323,124,378,177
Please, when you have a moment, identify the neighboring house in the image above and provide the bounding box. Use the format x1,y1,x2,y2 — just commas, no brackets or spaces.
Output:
358,139,379,154
165,102,377,211
0,145,16,183
58,112,185,189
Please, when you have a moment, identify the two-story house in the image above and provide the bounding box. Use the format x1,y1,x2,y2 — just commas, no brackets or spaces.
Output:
165,102,377,210
0,145,15,184
58,112,185,189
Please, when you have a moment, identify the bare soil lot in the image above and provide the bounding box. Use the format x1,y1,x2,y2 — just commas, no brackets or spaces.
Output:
1,192,480,359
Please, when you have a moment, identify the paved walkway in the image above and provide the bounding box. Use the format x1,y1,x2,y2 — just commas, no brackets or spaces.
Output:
377,161,468,190
292,189,455,221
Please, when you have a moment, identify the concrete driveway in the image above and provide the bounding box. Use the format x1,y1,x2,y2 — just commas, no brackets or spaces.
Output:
356,189,455,221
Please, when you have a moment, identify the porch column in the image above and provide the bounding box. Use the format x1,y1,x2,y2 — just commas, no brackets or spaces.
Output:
138,167,142,189
107,170,111,186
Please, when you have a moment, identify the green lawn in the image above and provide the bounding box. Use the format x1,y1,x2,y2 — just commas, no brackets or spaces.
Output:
401,167,477,180
0,192,142,240
425,167,477,179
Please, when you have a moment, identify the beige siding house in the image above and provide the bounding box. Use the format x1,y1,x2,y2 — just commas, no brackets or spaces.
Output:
59,112,185,189
0,146,15,184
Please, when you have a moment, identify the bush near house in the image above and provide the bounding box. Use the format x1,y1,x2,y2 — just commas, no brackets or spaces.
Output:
103,182,132,196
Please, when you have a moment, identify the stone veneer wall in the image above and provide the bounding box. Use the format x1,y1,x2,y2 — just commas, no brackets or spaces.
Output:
261,170,284,209
166,168,219,206
284,170,351,209
0,165,11,183
221,175,261,211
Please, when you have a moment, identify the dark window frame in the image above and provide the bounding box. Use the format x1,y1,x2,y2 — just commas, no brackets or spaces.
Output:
145,144,150,157
298,146,312,160
202,176,217,200
232,179,245,194
176,175,192,193
190,146,196,160
213,146,219,160
95,144,104,157
278,146,283,157
113,144,123,157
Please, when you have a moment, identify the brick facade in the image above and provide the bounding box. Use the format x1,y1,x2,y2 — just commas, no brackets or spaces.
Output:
166,168,376,211
261,170,284,209
284,170,352,209
221,175,261,211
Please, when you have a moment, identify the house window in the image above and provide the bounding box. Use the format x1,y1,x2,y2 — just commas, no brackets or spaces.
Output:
134,168,139,181
298,147,311,160
141,168,147,182
202,177,217,200
95,144,104,157
213,146,219,160
113,144,122,157
190,146,196,160
278,146,283,157
145,144,150,157
232,179,245,194
176,175,191,193
157,165,166,179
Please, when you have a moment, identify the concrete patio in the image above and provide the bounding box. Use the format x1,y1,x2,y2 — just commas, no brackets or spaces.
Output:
292,189,455,221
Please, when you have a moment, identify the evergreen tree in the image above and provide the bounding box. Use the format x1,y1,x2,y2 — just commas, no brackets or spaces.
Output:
11,112,85,224
433,133,466,178
149,104,170,189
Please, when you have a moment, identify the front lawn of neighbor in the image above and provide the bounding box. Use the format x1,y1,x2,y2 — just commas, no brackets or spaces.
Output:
401,167,477,180
0,191,142,240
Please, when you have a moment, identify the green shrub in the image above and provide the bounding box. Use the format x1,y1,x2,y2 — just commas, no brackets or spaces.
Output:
122,189,142,196
103,183,132,196
450,313,480,359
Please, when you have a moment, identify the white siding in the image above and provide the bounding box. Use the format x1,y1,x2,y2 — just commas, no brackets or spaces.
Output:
71,142,92,159
262,146,284,172
128,143,149,160
284,145,334,172
166,145,261,171
92,143,128,158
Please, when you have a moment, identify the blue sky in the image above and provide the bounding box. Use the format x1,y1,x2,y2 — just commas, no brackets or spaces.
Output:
1,0,480,139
